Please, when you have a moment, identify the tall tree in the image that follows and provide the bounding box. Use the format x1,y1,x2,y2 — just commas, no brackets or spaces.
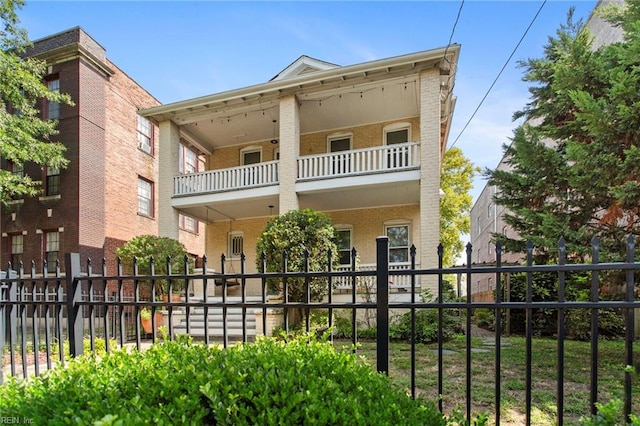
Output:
487,4,640,263
439,147,478,267
0,0,73,206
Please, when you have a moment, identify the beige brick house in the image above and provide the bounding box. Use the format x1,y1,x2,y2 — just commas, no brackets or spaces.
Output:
140,48,459,295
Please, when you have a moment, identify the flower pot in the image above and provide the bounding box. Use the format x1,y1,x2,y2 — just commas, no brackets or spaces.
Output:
141,311,164,334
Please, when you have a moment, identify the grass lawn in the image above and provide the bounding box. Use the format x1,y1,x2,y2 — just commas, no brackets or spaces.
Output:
335,335,640,425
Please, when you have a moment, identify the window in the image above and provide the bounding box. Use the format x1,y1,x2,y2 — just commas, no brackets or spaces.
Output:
502,226,508,237
44,231,59,266
488,242,493,255
179,213,198,233
385,223,409,263
384,126,410,145
241,147,261,165
46,166,60,196
335,229,352,265
328,134,351,153
328,133,352,174
228,232,243,258
10,234,23,267
137,177,153,217
137,116,153,154
488,203,492,218
9,162,23,200
46,78,60,119
384,123,410,168
488,277,493,291
179,144,201,174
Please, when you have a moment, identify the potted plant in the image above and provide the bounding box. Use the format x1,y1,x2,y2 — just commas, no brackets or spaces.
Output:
116,235,193,301
140,308,164,334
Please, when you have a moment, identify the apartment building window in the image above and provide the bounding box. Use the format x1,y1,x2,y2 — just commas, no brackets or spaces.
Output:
8,162,23,200
241,147,261,165
488,203,492,218
335,228,352,265
181,145,196,173
46,78,60,119
228,232,243,259
488,242,493,256
384,123,410,168
10,234,23,267
328,133,351,153
137,116,153,155
488,277,493,292
44,231,59,266
384,123,410,145
502,226,508,237
46,166,60,196
328,133,351,174
179,213,198,233
385,223,410,263
137,177,153,217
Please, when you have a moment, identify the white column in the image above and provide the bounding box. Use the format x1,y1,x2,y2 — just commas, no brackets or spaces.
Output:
158,120,180,239
278,95,300,213
419,69,442,292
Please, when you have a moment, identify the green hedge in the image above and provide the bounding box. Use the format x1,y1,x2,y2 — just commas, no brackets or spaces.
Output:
0,335,447,425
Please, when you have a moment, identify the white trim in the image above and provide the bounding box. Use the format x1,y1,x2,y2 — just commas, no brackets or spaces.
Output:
240,145,262,165
327,132,352,152
228,231,244,259
383,122,411,145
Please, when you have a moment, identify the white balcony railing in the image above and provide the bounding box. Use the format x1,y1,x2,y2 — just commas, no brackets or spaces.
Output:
334,262,420,291
297,142,419,181
174,161,279,196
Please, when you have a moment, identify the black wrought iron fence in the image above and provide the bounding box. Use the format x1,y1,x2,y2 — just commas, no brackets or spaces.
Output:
0,236,638,425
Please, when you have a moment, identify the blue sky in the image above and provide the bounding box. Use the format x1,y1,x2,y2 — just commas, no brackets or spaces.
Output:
18,0,598,201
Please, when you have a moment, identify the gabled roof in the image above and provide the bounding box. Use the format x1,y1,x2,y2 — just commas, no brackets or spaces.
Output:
270,55,339,81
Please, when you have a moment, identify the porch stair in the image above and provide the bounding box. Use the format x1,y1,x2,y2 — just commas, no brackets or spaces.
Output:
172,296,263,341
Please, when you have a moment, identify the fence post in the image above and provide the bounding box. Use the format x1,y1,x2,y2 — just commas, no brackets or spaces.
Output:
66,253,83,357
376,236,389,374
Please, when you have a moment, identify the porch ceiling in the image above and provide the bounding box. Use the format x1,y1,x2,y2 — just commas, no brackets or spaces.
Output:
298,180,420,212
179,75,422,150
141,46,459,153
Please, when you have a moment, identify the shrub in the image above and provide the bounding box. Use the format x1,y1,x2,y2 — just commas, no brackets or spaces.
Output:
255,209,338,302
389,286,464,344
115,235,192,297
0,335,448,425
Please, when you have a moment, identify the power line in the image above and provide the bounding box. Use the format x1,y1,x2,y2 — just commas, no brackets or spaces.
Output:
448,0,548,149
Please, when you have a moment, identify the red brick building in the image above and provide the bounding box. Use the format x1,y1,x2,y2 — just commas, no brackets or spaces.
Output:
1,27,204,272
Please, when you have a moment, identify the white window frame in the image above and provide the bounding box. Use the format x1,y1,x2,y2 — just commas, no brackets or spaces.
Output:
10,234,23,267
137,116,153,154
384,220,411,264
46,78,60,119
44,231,60,266
228,231,244,259
179,144,199,174
327,132,352,152
383,122,411,145
240,146,262,165
137,177,153,217
334,226,353,266
179,213,198,233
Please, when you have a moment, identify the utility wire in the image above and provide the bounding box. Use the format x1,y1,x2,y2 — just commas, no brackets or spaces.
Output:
443,0,465,64
448,0,547,149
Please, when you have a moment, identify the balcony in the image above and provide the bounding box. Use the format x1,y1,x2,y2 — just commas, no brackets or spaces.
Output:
174,143,420,197
298,142,419,181
174,160,279,196
172,142,421,220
